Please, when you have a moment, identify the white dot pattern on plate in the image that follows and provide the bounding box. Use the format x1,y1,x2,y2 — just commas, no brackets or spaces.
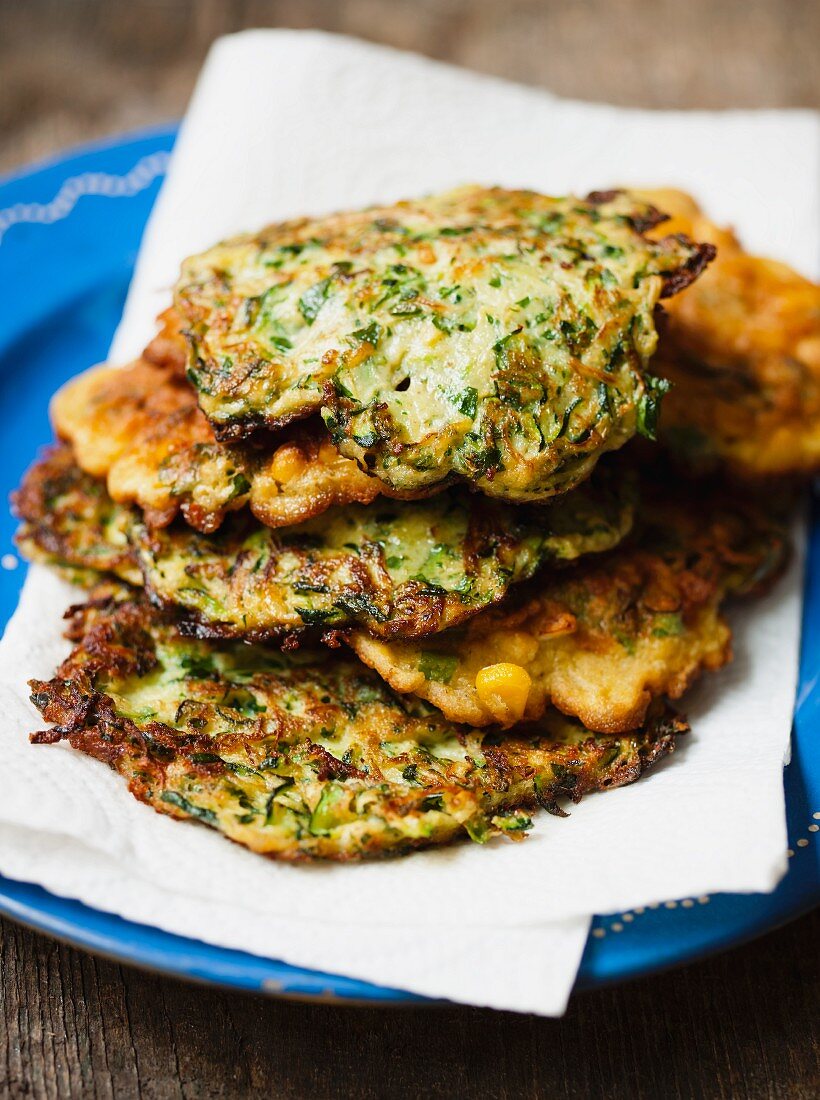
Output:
591,811,818,938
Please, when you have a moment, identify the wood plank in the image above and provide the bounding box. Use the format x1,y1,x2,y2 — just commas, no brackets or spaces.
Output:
2,909,818,1099
1,0,819,172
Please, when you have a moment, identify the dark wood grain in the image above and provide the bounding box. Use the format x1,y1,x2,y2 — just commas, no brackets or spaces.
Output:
1,2,819,1097
0,0,819,172
2,909,818,1099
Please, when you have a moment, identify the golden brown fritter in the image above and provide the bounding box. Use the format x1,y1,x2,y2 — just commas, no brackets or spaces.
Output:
131,463,633,640
52,359,382,533
174,186,712,500
637,189,820,478
29,586,684,861
13,444,142,586
142,305,188,375
15,445,635,641
350,482,788,732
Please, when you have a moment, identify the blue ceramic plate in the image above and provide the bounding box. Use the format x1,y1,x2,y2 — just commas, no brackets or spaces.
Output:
0,129,817,1004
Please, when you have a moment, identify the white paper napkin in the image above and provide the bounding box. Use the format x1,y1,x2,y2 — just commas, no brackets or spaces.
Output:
1,30,817,1015
0,818,589,1015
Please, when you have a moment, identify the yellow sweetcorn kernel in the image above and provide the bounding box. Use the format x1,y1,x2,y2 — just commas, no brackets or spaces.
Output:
475,663,532,724
270,445,307,485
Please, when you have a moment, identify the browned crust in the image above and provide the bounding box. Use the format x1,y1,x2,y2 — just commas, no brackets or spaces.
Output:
585,188,716,295
585,189,669,235
27,589,685,862
51,358,391,533
142,306,188,376
175,189,715,455
657,238,717,298
12,443,137,582
29,664,683,862
632,187,820,480
349,476,790,733
31,666,679,861
133,489,572,643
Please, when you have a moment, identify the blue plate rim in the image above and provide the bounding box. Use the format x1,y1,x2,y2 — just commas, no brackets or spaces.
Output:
0,123,180,189
0,127,817,1007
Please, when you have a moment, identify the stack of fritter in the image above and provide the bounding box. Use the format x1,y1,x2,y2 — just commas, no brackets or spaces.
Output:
15,185,816,861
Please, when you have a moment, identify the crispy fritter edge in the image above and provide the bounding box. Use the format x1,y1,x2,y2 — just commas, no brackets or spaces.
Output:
27,589,686,861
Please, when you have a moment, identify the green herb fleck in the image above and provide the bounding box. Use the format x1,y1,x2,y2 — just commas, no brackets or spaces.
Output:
298,278,331,325
637,375,671,440
464,816,491,843
651,612,683,637
295,607,337,626
418,652,458,684
349,321,382,347
179,653,217,680
160,791,217,825
448,386,478,418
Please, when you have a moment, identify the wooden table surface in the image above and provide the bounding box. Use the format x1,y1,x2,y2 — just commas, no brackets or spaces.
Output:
1,3,818,1097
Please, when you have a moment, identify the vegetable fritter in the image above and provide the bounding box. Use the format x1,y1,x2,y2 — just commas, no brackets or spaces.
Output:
15,445,635,640
350,484,788,731
13,445,142,586
173,186,713,500
29,588,684,861
52,359,382,533
638,189,820,478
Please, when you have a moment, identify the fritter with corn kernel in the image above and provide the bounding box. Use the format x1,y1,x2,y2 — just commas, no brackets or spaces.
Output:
350,483,789,731
637,189,820,478
52,358,382,533
28,587,684,861
15,445,635,640
173,186,712,500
